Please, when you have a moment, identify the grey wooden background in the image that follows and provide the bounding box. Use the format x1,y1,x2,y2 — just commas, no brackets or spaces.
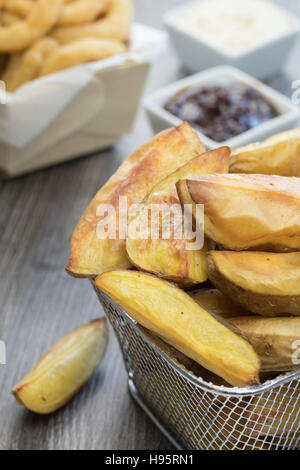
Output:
0,0,299,450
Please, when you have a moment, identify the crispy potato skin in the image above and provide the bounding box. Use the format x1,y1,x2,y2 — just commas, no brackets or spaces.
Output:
66,123,205,278
230,316,300,372
126,147,230,287
207,251,300,316
95,270,260,387
230,129,300,177
12,318,108,414
192,288,300,370
183,174,300,252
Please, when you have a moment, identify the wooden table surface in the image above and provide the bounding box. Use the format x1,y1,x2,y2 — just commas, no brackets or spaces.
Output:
0,0,299,451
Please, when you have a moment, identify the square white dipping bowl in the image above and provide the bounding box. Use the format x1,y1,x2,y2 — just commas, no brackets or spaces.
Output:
144,66,300,150
164,0,300,80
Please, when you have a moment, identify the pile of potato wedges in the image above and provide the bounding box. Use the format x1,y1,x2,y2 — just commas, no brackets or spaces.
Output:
67,123,300,391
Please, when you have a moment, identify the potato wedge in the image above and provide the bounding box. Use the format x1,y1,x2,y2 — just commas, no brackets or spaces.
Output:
192,289,300,370
12,318,108,414
191,289,250,318
230,129,300,177
66,123,205,278
207,251,300,316
177,174,300,252
95,270,260,387
229,316,300,372
126,147,230,287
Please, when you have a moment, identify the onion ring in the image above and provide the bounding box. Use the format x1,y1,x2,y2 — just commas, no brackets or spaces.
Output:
1,12,21,26
3,37,58,91
58,0,110,26
3,0,33,18
0,0,62,52
51,0,134,44
2,0,111,27
39,37,127,76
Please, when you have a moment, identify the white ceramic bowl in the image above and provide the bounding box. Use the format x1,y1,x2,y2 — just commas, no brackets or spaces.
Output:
144,66,300,150
164,0,300,80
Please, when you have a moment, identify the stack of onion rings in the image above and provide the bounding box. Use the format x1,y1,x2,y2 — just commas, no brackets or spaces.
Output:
0,0,133,91
0,0,62,52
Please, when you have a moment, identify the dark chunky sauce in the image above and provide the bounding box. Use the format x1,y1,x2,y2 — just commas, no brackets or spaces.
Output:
164,83,279,142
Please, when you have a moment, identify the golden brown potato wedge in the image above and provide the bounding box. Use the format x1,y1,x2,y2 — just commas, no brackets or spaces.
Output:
12,318,108,415
229,316,300,372
230,129,300,177
191,289,250,318
126,147,230,287
207,251,300,316
66,123,205,278
95,270,260,387
192,287,300,370
177,174,300,252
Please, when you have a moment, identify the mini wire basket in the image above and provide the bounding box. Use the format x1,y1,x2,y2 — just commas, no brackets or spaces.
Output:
94,285,300,450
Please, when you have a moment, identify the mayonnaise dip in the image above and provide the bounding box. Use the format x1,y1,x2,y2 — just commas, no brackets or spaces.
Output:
177,0,297,55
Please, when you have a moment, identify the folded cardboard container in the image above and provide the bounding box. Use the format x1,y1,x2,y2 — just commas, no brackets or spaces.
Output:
0,24,165,177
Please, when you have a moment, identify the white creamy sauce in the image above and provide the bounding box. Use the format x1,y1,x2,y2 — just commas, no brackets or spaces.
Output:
177,0,297,55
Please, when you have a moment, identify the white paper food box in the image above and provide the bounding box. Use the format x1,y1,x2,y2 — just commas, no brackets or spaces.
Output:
0,24,166,177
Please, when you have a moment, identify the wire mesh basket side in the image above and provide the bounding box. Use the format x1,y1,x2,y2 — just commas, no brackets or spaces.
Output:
96,288,300,450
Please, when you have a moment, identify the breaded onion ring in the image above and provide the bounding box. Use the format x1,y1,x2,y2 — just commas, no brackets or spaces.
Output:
0,0,62,52
3,0,33,18
3,37,58,91
1,12,21,26
39,37,127,76
51,0,134,44
58,0,110,26
2,0,111,26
